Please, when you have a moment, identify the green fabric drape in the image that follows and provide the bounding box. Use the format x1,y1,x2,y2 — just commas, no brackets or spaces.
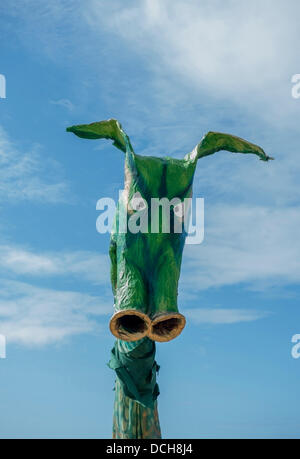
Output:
108,338,160,408
108,338,161,439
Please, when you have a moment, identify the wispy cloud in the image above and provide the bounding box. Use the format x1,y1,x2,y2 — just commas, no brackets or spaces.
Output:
50,98,74,111
185,308,269,325
0,245,111,346
0,126,69,203
86,0,300,128
0,279,111,346
0,244,110,284
0,1,83,60
2,1,299,151
182,204,300,291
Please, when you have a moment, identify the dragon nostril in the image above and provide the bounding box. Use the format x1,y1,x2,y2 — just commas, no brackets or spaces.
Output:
153,318,180,336
117,314,147,335
109,310,151,342
149,313,186,342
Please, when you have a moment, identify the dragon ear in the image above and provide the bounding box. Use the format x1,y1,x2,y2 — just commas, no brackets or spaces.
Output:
66,118,133,153
185,131,274,162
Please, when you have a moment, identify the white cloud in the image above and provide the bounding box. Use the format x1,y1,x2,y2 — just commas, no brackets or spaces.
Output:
50,98,74,111
192,141,299,208
4,0,299,121
185,308,269,325
0,244,110,284
0,125,69,203
86,0,300,127
0,245,111,346
182,204,300,291
2,1,300,146
0,1,82,60
0,280,111,346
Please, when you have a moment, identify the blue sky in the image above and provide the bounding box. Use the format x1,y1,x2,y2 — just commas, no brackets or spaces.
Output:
0,0,300,438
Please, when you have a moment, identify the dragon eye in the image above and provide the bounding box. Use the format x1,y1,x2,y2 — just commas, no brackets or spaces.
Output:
130,192,147,211
173,202,184,218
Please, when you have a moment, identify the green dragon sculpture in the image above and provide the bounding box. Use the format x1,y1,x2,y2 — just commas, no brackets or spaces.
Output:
67,118,272,438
